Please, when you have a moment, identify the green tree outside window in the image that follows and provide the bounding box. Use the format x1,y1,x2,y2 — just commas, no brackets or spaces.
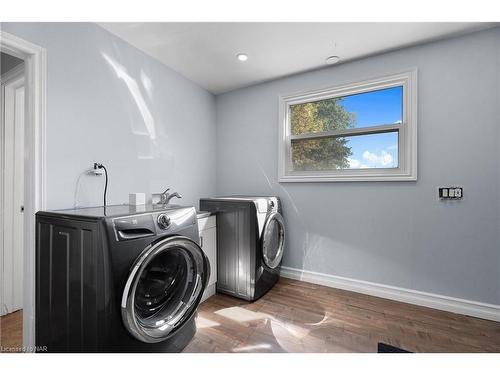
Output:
290,98,357,171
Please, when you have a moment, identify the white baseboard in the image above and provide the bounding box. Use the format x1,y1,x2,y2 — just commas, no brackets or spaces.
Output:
280,266,500,322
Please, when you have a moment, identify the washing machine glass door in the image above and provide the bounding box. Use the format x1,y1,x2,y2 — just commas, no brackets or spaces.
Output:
121,236,209,343
262,212,285,269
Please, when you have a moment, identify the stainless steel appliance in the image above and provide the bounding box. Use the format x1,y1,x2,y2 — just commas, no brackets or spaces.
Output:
199,196,285,301
35,204,209,352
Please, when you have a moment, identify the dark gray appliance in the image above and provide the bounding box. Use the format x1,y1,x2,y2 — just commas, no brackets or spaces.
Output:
35,204,209,352
199,196,285,301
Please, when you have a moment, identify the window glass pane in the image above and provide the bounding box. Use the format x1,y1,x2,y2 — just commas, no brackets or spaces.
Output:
291,131,398,171
290,86,403,135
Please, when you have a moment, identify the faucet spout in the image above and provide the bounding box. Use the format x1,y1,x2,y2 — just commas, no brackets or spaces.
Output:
167,192,182,202
159,188,182,205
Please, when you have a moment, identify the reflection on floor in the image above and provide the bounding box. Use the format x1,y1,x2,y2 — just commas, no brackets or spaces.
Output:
184,278,500,353
0,310,23,353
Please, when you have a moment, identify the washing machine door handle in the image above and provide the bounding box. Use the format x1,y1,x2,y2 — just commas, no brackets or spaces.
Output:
261,211,285,269
121,235,209,344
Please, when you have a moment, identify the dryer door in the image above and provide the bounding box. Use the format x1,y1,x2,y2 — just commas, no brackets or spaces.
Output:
121,236,209,343
261,212,285,269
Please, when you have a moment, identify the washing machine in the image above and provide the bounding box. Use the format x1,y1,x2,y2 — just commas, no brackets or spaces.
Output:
35,204,209,352
199,196,285,301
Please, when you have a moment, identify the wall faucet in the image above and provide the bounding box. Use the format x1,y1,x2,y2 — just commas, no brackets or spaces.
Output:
160,188,182,205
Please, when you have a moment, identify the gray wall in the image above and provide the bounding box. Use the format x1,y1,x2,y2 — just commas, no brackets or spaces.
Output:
1,52,23,75
216,27,500,305
0,22,217,209
2,22,498,305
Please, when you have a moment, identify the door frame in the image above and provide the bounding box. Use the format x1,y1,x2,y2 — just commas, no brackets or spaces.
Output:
1,62,25,316
0,31,47,351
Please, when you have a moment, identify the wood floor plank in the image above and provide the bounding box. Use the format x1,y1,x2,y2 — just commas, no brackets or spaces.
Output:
0,310,23,353
185,278,500,353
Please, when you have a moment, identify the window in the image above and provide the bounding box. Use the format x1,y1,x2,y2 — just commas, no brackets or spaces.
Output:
278,70,417,182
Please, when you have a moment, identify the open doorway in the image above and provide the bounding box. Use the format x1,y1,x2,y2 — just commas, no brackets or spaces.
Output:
0,51,25,352
0,31,46,353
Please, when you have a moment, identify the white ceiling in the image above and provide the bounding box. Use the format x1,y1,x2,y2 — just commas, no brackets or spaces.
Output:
99,22,496,94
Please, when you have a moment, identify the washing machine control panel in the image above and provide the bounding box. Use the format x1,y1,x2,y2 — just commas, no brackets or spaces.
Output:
157,213,171,229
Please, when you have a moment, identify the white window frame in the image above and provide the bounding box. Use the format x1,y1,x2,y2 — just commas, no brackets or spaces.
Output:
278,69,417,182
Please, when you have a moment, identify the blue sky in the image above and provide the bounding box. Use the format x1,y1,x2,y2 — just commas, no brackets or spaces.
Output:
341,86,402,169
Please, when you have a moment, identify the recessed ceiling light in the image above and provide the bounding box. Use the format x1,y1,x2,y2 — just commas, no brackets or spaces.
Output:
325,55,340,65
236,53,248,62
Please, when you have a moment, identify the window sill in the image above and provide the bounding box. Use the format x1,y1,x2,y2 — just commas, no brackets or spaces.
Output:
278,171,417,183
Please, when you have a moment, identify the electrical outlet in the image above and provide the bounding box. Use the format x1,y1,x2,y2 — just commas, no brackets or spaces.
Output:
89,163,104,175
438,187,463,200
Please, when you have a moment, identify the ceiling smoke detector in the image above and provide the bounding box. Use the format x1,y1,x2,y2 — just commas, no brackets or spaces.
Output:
236,53,248,62
325,55,340,65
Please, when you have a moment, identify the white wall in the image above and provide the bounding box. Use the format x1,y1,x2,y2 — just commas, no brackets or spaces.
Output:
0,22,217,209
215,27,500,305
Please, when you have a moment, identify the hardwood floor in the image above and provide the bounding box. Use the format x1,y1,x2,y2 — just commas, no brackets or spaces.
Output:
2,279,500,353
184,278,500,353
0,310,23,353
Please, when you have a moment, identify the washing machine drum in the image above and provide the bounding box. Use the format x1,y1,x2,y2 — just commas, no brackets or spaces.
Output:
262,211,285,269
121,236,209,343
